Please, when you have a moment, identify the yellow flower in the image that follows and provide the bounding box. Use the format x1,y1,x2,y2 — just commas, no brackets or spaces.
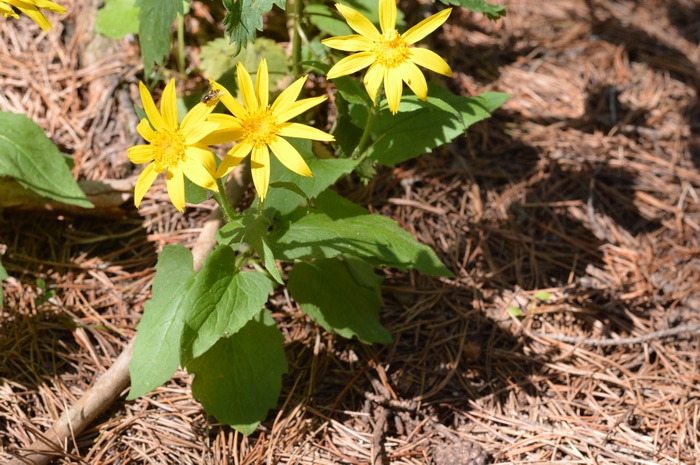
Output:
204,59,334,201
0,0,65,31
128,79,220,212
322,0,452,114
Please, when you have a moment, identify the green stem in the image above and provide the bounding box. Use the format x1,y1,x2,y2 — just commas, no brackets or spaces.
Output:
213,177,238,223
176,15,186,74
291,0,303,78
351,101,379,163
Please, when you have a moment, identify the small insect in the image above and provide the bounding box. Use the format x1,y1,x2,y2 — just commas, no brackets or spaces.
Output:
201,89,225,103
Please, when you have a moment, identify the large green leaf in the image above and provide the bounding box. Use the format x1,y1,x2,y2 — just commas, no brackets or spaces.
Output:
0,112,92,208
270,190,451,276
357,88,509,166
137,0,187,75
435,0,506,20
96,0,139,39
187,310,287,434
288,258,391,344
222,0,286,56
180,246,274,361
128,245,195,399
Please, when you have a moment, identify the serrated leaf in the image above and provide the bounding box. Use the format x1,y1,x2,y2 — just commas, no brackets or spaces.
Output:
187,310,287,434
0,112,92,208
361,87,509,166
222,0,285,56
128,245,195,399
180,245,274,361
288,258,391,344
269,190,452,276
137,0,186,75
96,0,139,39
435,0,506,20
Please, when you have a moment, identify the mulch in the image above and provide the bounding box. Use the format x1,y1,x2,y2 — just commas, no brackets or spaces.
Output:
1,0,699,463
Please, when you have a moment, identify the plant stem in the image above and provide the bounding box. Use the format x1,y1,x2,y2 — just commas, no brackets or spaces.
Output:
213,177,239,223
351,101,379,163
176,15,186,74
290,0,303,78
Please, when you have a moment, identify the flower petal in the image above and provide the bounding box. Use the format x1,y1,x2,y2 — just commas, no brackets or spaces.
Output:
256,59,269,108
378,0,396,33
165,167,186,212
402,8,451,45
215,142,253,178
136,118,157,142
182,155,218,192
160,79,178,129
269,136,312,177
335,3,380,40
181,101,216,130
185,144,218,176
127,144,155,164
270,76,305,116
279,122,334,142
209,79,248,118
15,6,52,31
384,67,404,114
28,0,66,13
183,120,220,144
134,163,159,208
138,81,165,131
400,61,428,100
274,96,327,124
326,52,376,79
200,114,243,145
237,62,258,111
0,4,20,18
321,34,373,52
250,145,271,200
363,62,384,103
409,47,452,76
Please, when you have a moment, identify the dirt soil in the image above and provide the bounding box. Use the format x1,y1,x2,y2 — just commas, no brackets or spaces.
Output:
2,0,700,463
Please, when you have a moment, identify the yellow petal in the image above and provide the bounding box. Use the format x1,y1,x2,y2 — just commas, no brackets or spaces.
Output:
271,75,307,115
136,118,157,142
326,52,376,79
335,3,380,40
183,120,220,144
274,96,327,124
182,155,218,192
127,144,154,164
384,67,404,114
237,62,258,111
181,100,216,130
30,0,66,13
215,142,253,178
134,163,159,208
209,79,248,118
363,63,384,103
138,81,165,131
0,4,20,18
160,79,178,129
269,136,312,177
250,145,271,200
321,34,373,52
410,47,452,76
185,144,218,176
278,122,334,142
402,8,451,45
378,0,396,33
256,59,269,108
166,167,186,212
400,61,428,100
16,6,52,31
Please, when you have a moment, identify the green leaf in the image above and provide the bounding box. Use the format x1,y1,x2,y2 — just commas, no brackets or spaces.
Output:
288,258,391,344
137,0,187,75
306,3,352,36
270,190,452,276
435,0,506,20
361,87,509,166
0,260,6,306
96,0,140,39
0,112,92,208
222,0,286,56
181,245,274,361
200,37,288,92
128,245,195,399
187,310,287,434
533,291,551,301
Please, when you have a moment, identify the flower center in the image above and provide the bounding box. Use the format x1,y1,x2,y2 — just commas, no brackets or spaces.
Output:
152,129,186,172
241,107,279,147
372,29,410,69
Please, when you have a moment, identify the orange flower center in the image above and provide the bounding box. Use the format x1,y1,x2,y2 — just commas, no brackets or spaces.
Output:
241,107,279,148
152,129,186,172
372,29,410,69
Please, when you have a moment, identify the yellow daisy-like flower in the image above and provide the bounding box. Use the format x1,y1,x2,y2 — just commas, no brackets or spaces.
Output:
204,59,335,201
0,0,65,31
322,0,452,114
128,79,220,212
